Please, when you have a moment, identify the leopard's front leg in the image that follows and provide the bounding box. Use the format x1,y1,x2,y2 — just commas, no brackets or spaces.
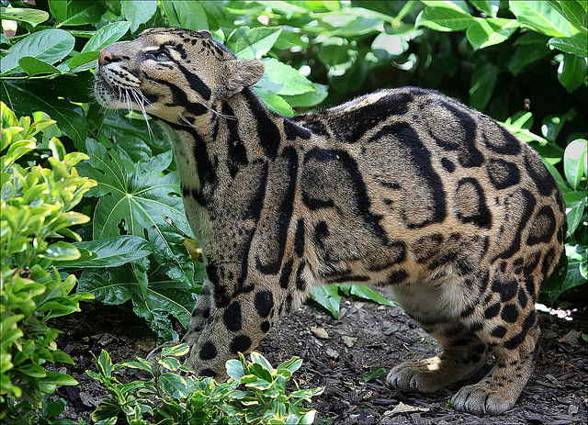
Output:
183,260,297,378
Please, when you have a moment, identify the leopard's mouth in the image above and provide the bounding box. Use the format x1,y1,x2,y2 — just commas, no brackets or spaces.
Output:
94,66,147,111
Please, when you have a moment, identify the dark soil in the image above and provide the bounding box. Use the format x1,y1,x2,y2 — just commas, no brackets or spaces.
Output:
55,298,588,424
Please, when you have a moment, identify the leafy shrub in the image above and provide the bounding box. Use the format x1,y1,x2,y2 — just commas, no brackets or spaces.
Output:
88,344,322,425
0,103,96,420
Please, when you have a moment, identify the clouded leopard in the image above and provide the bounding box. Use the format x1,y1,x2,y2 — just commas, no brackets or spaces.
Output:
94,28,565,415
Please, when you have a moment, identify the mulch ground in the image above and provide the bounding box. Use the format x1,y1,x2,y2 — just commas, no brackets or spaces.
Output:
55,296,588,424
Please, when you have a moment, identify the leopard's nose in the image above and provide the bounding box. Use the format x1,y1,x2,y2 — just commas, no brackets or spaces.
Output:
99,48,114,65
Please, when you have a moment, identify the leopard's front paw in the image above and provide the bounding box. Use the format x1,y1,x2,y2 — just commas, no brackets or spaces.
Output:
451,383,514,415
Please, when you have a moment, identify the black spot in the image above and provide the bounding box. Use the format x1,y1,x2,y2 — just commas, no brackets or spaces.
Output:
524,150,556,196
491,278,518,302
314,221,329,248
223,301,242,332
484,303,501,319
230,335,252,354
386,269,408,284
412,234,444,263
493,189,536,262
279,259,293,289
294,219,305,257
501,304,518,323
260,321,270,332
285,293,294,312
222,103,248,177
431,102,484,168
491,326,507,338
199,368,216,377
327,275,370,283
517,288,528,308
302,192,335,210
254,291,274,318
173,60,211,100
199,341,217,360
487,159,520,190
483,122,521,155
524,274,536,298
295,262,306,291
441,158,455,172
460,304,476,318
243,88,281,159
541,247,556,277
527,205,556,245
333,92,412,143
504,311,536,350
293,118,328,136
284,119,311,140
455,177,492,229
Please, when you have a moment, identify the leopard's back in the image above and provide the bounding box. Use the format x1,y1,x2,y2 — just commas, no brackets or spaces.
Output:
292,87,564,295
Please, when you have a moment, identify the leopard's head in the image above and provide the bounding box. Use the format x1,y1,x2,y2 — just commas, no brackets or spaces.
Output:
94,28,264,123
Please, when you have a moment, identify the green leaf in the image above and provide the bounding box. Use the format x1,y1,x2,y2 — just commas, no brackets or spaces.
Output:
310,285,342,319
283,83,328,108
348,285,395,307
82,21,131,53
0,29,75,75
226,359,245,380
161,343,190,357
1,81,87,144
548,32,588,57
97,350,113,379
416,1,474,32
158,373,189,398
79,138,190,246
361,367,388,382
256,89,294,116
122,0,157,32
466,18,519,50
49,0,105,26
161,1,209,30
469,0,500,17
158,356,181,371
469,63,498,110
550,0,588,31
0,7,49,26
564,139,587,189
227,27,283,59
258,58,314,96
557,54,587,92
41,241,80,261
566,195,586,235
507,33,551,75
509,0,578,37
18,57,61,76
40,371,79,386
56,235,151,268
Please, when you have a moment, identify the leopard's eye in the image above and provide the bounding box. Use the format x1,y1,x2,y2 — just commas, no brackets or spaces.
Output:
146,50,171,62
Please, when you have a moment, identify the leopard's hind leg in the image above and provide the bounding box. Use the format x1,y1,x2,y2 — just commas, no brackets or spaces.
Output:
451,265,542,415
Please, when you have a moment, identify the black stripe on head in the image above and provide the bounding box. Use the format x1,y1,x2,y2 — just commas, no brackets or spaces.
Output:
172,59,212,101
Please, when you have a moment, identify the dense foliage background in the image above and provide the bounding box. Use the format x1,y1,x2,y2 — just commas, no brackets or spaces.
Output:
1,0,587,423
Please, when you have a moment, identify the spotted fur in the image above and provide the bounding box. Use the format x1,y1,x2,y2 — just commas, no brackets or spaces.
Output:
94,28,566,415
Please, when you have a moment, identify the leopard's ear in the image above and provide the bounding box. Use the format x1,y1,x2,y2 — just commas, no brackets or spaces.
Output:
218,59,264,98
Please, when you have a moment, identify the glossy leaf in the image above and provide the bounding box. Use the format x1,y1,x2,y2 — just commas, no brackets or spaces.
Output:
161,0,209,30
82,21,131,53
564,139,587,189
466,18,519,49
548,32,588,56
0,7,49,26
122,0,158,32
469,0,500,17
509,0,578,37
18,57,61,76
417,1,473,32
48,0,104,26
56,235,151,269
0,29,74,75
227,27,283,59
557,54,587,92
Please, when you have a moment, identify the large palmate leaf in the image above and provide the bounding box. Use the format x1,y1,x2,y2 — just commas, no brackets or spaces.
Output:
56,236,152,269
78,258,194,340
79,138,191,245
